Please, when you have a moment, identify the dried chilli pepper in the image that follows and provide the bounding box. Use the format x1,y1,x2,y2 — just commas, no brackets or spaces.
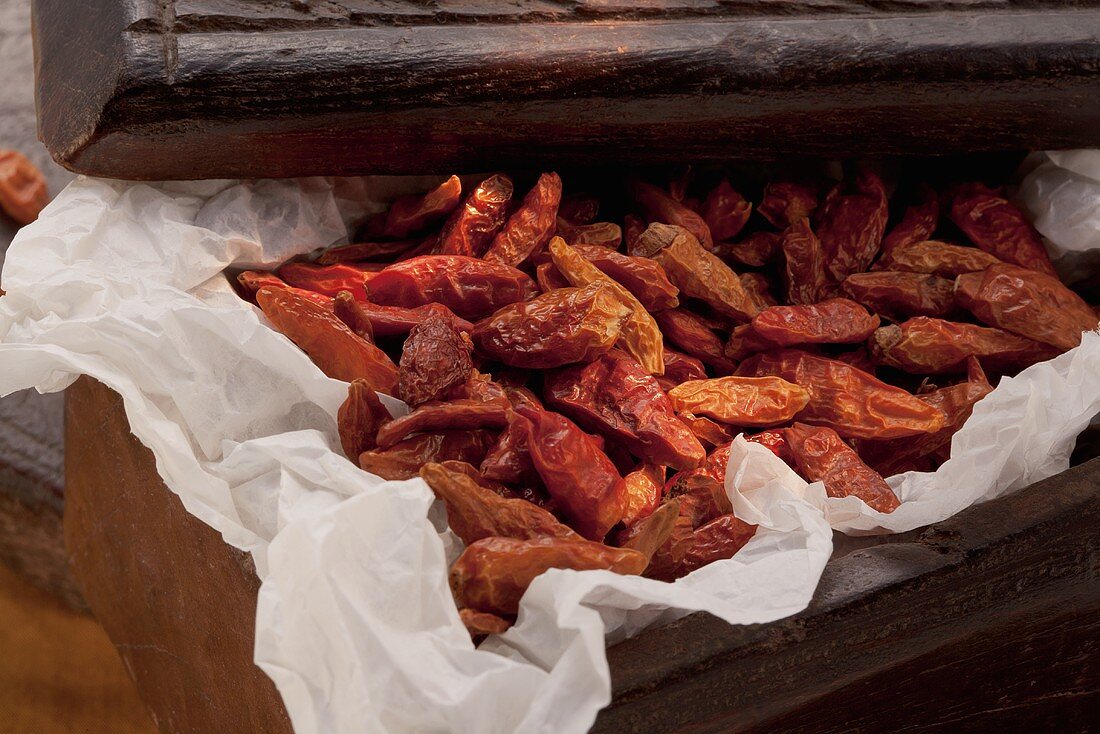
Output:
358,430,498,480
419,463,577,544
948,182,1056,275
572,245,680,312
816,169,889,281
731,298,880,361
758,180,818,229
450,536,646,616
375,398,510,449
278,262,375,300
701,179,752,242
337,378,389,459
876,239,1003,277
718,231,782,269
880,183,939,257
363,175,463,239
855,358,992,476
677,411,734,448
631,180,714,251
483,172,562,267
869,317,1061,374
668,376,811,427
635,223,759,322
255,286,399,393
841,271,957,321
617,463,667,526
544,350,706,470
334,291,473,339
654,308,737,374
0,149,48,225
781,217,830,305
367,255,536,320
472,282,632,369
784,422,900,513
556,219,623,249
398,315,475,406
549,237,665,374
740,349,945,439
955,263,1098,350
618,500,680,563
513,403,624,540
460,608,511,637
435,174,513,257
237,271,332,308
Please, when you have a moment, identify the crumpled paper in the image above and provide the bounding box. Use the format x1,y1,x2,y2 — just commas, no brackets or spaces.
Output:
0,165,1096,734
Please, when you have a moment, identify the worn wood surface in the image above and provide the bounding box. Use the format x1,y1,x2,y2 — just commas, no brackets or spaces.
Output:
64,377,294,734
0,0,78,609
32,0,1100,180
65,376,1100,733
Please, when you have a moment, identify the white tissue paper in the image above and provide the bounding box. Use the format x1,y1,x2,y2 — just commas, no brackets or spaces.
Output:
0,161,1096,733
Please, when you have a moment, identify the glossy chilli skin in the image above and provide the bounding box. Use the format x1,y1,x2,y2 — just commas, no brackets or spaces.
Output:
514,404,625,541
954,263,1098,350
363,175,462,239
472,282,632,369
631,180,714,250
815,169,889,282
726,298,880,360
739,349,946,439
398,315,474,406
545,350,705,470
450,536,647,617
667,376,810,428
483,172,562,267
781,217,830,305
870,317,1060,374
784,423,901,513
549,237,665,374
436,174,514,257
876,239,1003,277
881,184,938,256
948,182,1056,275
701,179,752,242
366,255,536,320
255,286,399,394
841,271,956,321
419,463,577,545
635,223,760,322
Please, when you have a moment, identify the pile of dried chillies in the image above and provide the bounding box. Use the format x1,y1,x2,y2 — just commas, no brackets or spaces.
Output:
234,169,1098,638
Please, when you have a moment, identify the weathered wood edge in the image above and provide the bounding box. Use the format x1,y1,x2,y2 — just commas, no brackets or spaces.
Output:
595,454,1100,732
33,2,1100,179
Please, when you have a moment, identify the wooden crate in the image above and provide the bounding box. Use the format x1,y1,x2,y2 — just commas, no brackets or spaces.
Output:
35,2,1100,732
65,378,1100,733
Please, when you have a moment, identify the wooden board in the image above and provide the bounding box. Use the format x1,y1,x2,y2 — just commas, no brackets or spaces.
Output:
64,377,294,734
64,376,1100,733
32,0,1100,180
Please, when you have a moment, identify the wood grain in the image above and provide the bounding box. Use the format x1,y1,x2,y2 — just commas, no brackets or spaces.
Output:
64,376,1100,733
64,377,294,734
32,0,1100,179
0,560,154,734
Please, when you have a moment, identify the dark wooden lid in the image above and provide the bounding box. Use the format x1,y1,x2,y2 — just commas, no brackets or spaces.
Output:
32,1,1100,180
